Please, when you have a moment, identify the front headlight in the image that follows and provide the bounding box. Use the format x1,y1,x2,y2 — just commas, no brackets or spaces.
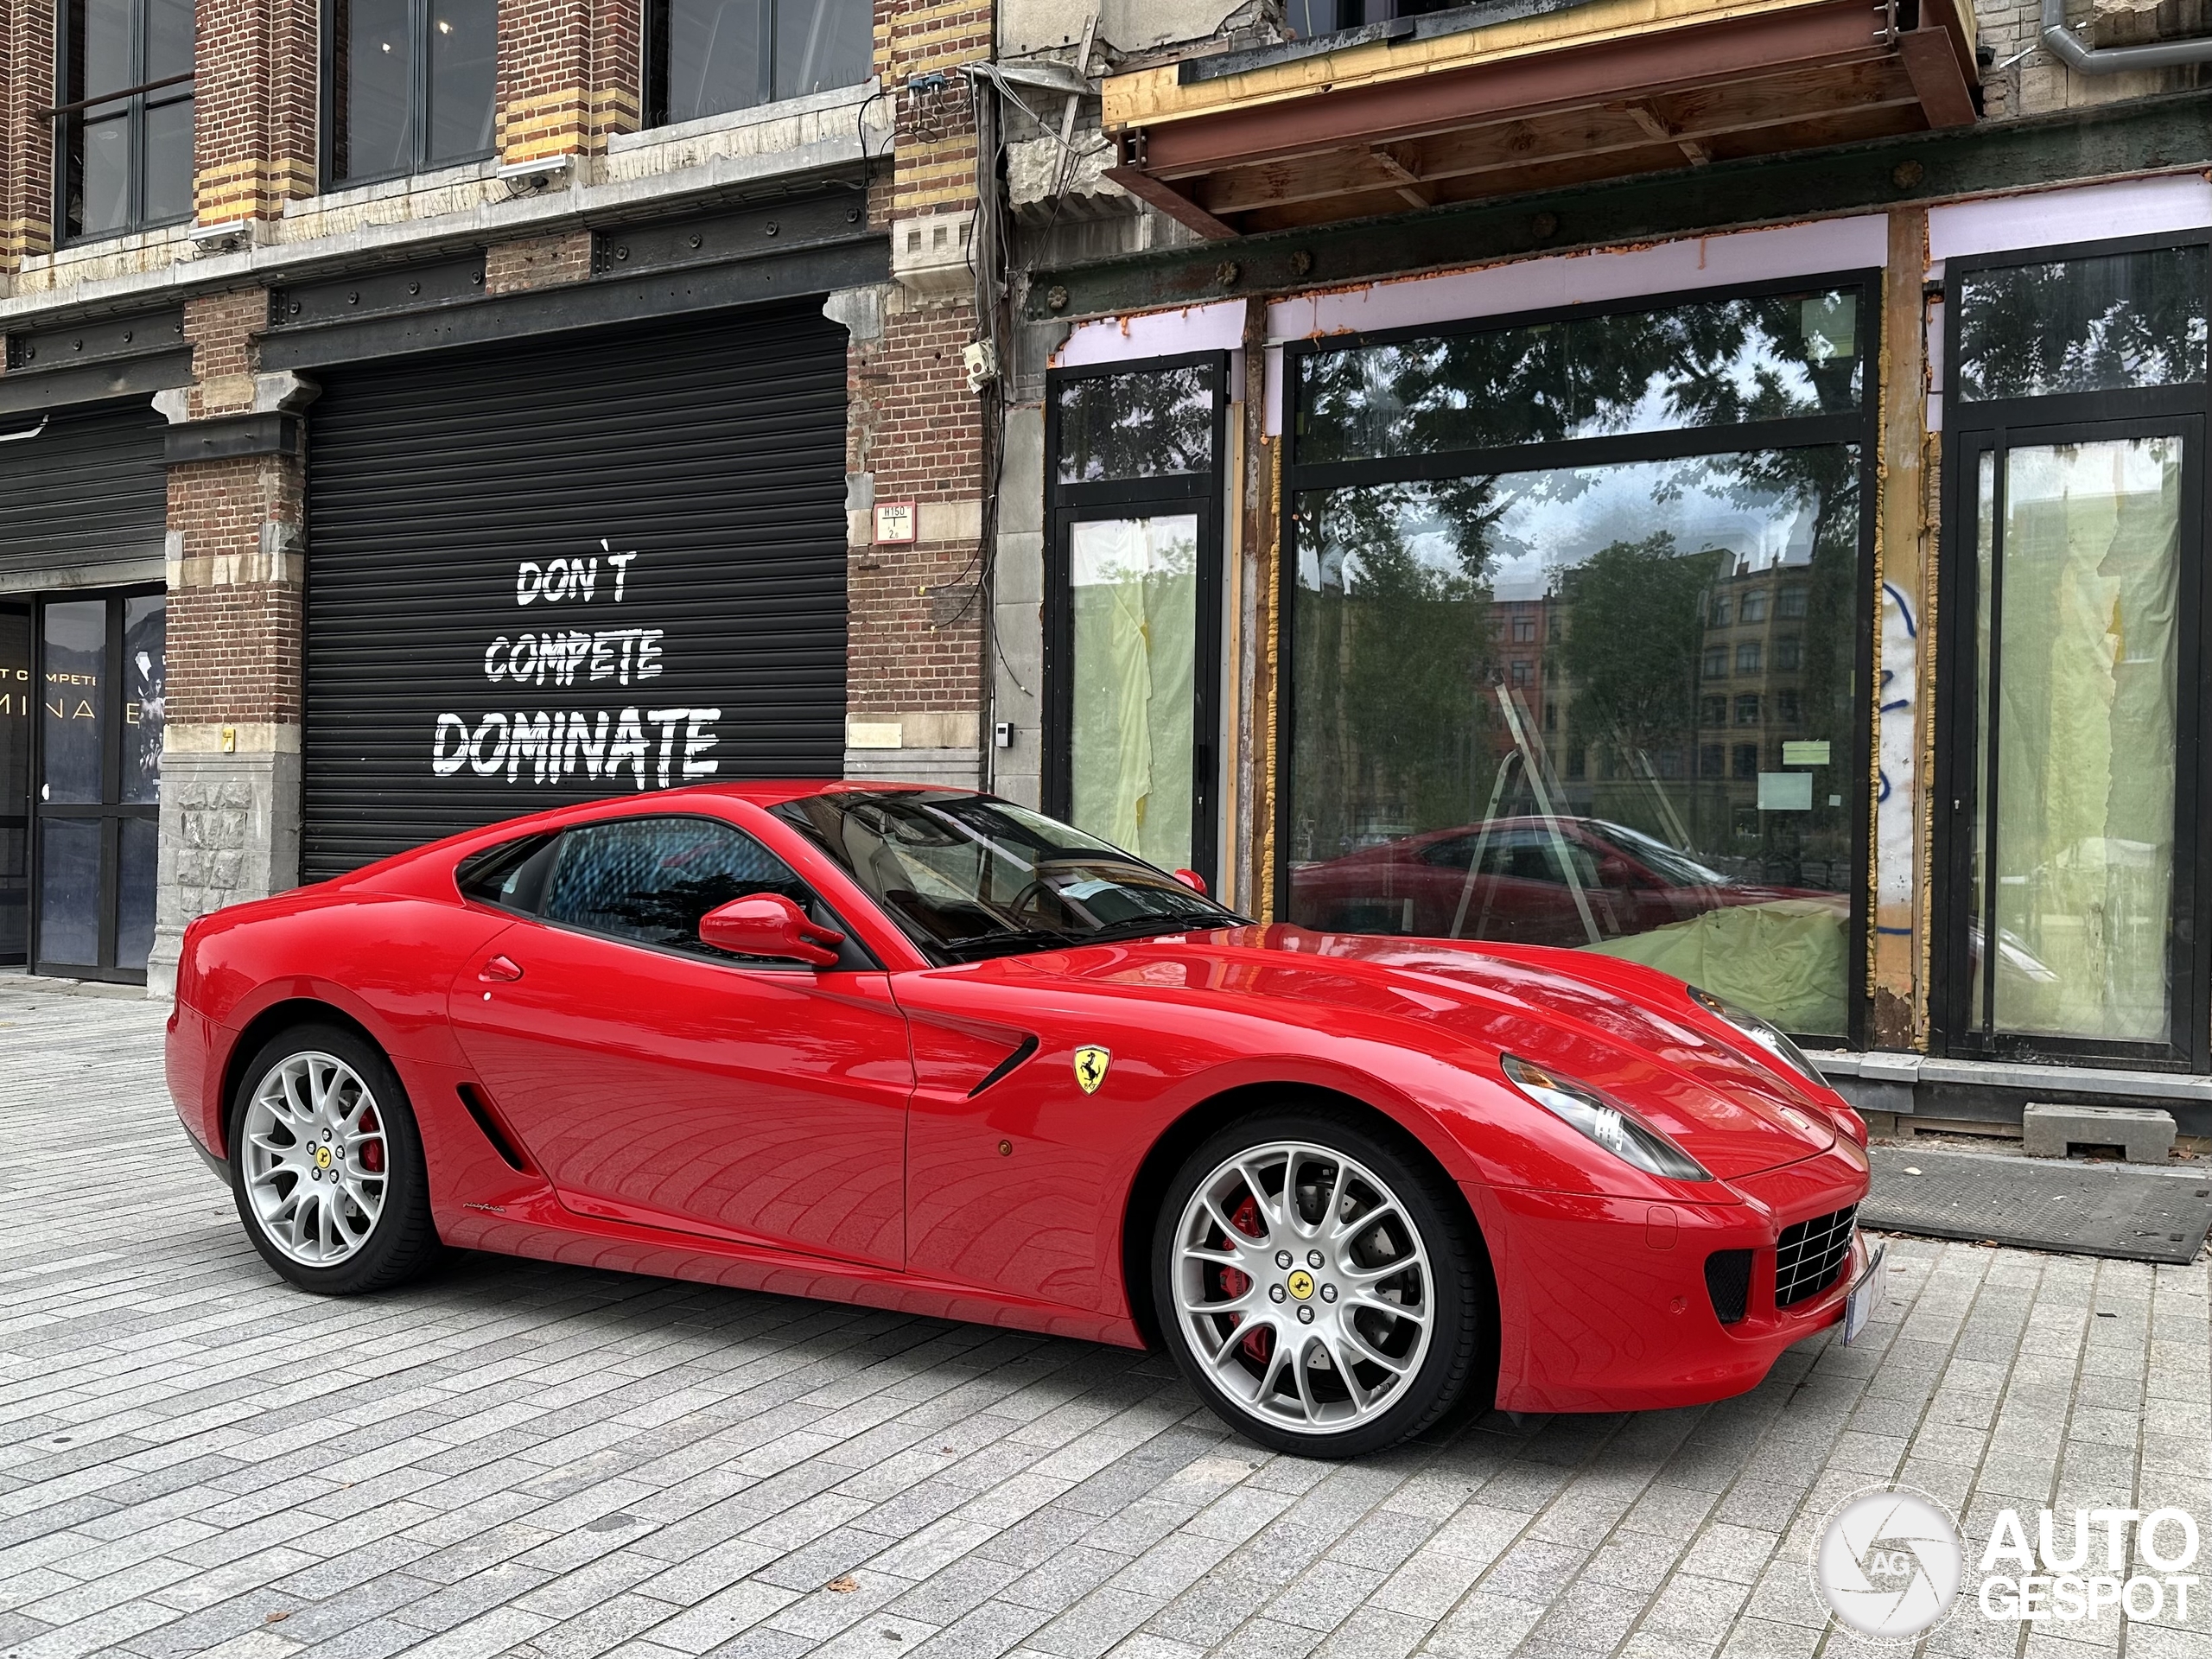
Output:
1688,986,1827,1086
1503,1055,1712,1183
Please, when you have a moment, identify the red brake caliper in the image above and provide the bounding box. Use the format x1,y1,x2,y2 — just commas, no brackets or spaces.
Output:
358,1109,385,1174
1217,1196,1273,1366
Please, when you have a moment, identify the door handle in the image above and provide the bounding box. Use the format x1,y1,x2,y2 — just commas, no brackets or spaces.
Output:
478,955,524,983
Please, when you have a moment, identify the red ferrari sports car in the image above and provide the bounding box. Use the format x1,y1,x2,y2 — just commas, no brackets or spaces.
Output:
167,783,1875,1457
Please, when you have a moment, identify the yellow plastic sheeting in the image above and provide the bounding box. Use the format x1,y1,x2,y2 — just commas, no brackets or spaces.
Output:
1579,896,1847,1036
1974,438,2178,1043
1069,515,1198,872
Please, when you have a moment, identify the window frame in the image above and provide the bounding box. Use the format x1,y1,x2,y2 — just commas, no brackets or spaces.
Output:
461,810,875,974
1042,350,1232,887
1275,267,1884,1047
53,0,196,245
642,0,873,130
1933,227,2212,1070
320,0,498,190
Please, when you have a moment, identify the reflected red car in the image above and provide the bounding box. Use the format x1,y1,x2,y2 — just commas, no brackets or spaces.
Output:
168,783,1873,1457
1292,815,1836,944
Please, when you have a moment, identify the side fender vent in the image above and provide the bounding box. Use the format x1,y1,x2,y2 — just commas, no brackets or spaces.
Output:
458,1083,531,1174
1704,1249,1753,1325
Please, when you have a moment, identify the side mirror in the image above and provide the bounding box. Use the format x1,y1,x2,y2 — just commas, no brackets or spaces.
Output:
1172,868,1208,896
697,893,845,968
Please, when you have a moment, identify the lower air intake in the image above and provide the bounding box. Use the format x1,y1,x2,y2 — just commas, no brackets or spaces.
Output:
1704,1249,1752,1325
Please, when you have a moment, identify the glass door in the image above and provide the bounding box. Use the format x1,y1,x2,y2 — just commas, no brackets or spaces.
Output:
35,593,164,982
1046,355,1228,884
0,605,28,963
1936,232,2211,1068
1944,422,2202,1061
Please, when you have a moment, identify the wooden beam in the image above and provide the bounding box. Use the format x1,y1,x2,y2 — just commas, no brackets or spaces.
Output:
1189,59,1923,219
1369,145,1435,208
1897,26,1977,130
1099,166,1240,241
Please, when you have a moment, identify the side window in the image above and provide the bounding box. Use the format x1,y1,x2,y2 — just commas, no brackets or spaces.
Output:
538,817,817,961
455,833,558,912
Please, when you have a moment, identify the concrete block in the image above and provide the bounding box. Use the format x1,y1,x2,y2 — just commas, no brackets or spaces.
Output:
2023,1103,2176,1164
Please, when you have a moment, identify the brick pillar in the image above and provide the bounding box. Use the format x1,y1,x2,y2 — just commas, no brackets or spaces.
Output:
1,0,56,270
842,0,992,786
497,0,639,167
193,0,318,229
149,289,311,994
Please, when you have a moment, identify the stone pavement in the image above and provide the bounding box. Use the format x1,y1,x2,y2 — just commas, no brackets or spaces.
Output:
1,974,2207,1659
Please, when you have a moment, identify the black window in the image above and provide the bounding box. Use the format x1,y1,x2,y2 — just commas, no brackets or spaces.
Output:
1510,614,1536,643
1701,646,1728,679
58,0,194,242
536,816,820,962
1734,695,1760,726
1732,743,1760,779
1735,642,1763,674
1738,589,1769,623
1775,637,1802,671
646,0,872,128
327,0,497,185
455,833,557,912
1700,696,1726,726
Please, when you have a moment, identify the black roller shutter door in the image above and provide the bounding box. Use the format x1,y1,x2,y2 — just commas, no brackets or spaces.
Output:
304,302,848,880
0,402,168,580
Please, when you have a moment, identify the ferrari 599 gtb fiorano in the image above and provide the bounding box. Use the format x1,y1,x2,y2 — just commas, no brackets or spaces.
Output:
168,784,1875,1456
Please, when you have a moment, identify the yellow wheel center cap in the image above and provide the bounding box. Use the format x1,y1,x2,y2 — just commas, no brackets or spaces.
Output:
314,1145,333,1170
1287,1268,1315,1300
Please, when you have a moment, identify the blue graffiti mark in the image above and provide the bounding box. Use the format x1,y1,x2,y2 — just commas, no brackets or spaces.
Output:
1875,925,1914,936
1882,581,1917,638
1878,767,1891,804
1878,668,1909,715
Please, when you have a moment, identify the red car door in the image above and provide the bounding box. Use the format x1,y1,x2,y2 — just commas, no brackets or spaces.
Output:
447,813,912,1268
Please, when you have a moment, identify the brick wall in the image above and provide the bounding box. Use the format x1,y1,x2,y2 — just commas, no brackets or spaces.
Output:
846,0,992,730
1,0,55,270
193,0,317,226
497,0,641,165
484,228,594,294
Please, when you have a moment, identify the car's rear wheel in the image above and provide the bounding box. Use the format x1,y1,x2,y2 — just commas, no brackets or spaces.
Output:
1154,1109,1489,1457
229,1024,442,1294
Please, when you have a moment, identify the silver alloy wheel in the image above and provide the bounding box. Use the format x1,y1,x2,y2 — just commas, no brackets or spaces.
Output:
1171,1141,1434,1433
240,1052,389,1266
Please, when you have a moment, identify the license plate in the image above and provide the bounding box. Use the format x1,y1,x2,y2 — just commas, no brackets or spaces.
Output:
1843,1237,1886,1344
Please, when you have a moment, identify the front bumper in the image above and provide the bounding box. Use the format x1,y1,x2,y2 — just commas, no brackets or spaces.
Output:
1469,1141,1872,1413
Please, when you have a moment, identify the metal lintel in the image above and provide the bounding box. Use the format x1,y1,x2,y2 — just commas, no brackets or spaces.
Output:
0,349,196,416
162,412,302,467
257,238,889,371
1029,93,2212,321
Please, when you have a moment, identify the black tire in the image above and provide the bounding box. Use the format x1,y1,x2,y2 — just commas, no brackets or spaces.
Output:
227,1022,443,1295
1152,1106,1493,1458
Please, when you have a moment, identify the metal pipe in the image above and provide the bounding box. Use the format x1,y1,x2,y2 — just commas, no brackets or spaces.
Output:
2042,0,2212,73
0,416,49,443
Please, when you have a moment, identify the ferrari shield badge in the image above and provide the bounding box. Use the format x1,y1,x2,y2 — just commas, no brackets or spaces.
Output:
1072,1046,1111,1095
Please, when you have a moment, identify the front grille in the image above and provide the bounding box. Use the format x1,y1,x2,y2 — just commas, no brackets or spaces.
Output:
1705,1249,1752,1325
1776,1205,1857,1307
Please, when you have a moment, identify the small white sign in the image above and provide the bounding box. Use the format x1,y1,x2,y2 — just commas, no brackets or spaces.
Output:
874,501,916,543
1758,771,1815,811
1782,739,1832,766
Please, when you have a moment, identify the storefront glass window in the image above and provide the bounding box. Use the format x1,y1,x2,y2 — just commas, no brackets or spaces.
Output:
41,601,105,805
1069,515,1200,872
1055,365,1216,484
1286,283,1872,1038
1955,247,2208,402
1299,290,1860,463
1968,437,2181,1043
121,595,164,807
0,608,27,963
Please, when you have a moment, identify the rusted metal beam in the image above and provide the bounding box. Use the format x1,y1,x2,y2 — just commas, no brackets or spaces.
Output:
1032,93,2212,322
1897,27,1977,130
1135,7,1902,176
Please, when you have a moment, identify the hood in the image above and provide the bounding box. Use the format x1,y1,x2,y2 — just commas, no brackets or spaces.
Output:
981,924,1837,1181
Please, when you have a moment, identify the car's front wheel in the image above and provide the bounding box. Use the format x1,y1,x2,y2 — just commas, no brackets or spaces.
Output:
1154,1109,1491,1457
229,1024,442,1294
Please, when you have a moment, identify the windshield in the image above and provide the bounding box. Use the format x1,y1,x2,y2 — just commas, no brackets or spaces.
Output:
772,791,1244,961
1590,822,1735,889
